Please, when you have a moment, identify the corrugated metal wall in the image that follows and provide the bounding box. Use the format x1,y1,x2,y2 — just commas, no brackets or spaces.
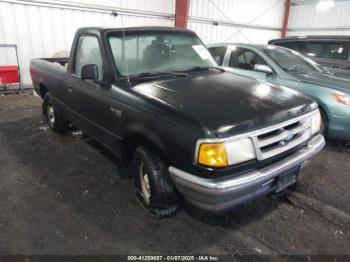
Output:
0,0,286,85
189,22,281,44
288,1,350,36
0,0,174,84
188,0,285,44
56,0,175,13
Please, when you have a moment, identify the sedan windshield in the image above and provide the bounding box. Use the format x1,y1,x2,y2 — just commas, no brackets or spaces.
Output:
108,31,217,77
263,47,323,74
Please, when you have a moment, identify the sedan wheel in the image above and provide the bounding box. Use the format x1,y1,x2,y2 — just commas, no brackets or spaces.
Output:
319,109,328,137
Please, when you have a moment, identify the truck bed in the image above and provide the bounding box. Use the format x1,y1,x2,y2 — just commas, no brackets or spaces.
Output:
40,57,69,67
30,57,68,97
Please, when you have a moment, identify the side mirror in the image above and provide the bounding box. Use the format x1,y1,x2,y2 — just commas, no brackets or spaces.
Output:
214,56,221,65
81,64,98,80
254,64,273,75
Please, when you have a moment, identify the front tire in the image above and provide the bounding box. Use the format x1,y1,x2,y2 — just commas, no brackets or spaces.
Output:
319,108,329,138
133,147,180,218
43,93,69,133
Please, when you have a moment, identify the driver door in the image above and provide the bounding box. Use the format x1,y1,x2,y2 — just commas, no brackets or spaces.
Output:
66,35,116,146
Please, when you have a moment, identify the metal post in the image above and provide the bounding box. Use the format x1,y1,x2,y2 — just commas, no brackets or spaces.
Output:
175,0,190,28
14,45,24,91
0,44,23,92
281,0,292,38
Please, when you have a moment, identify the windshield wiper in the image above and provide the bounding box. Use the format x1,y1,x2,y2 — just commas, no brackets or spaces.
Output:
121,67,223,82
182,66,225,73
126,71,189,80
286,66,308,75
286,66,297,73
322,69,334,76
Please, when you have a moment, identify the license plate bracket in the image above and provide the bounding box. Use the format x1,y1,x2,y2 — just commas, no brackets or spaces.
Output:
275,167,300,193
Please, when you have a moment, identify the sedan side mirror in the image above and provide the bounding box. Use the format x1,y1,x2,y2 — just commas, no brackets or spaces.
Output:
214,56,221,65
81,64,98,80
254,64,273,75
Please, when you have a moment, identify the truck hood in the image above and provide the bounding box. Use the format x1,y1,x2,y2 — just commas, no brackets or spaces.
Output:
291,72,350,93
132,72,314,137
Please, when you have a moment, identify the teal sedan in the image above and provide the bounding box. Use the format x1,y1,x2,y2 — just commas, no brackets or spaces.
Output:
208,44,350,140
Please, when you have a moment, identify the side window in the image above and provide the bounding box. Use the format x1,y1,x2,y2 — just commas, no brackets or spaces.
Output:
208,46,227,65
74,36,103,80
229,48,266,71
304,41,347,60
303,42,323,58
276,41,301,52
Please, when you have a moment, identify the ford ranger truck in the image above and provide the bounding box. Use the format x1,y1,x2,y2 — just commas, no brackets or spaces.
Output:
30,27,325,218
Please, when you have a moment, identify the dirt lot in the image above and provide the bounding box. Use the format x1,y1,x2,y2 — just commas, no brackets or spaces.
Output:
0,94,349,257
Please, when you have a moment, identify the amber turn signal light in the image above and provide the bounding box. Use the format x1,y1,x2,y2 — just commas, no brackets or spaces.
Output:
198,143,228,167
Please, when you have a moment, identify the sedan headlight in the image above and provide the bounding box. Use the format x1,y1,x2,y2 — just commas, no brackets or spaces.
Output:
197,138,256,167
311,109,322,135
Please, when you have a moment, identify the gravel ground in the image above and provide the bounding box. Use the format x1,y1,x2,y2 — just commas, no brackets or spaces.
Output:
0,94,349,257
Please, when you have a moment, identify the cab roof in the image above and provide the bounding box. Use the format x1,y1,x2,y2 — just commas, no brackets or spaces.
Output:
269,35,350,43
76,26,194,35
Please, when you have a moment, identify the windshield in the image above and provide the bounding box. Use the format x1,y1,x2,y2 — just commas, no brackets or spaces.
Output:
263,47,323,74
108,31,216,77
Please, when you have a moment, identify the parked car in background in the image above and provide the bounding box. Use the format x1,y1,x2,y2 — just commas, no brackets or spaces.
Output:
30,27,324,218
208,44,350,140
268,36,350,79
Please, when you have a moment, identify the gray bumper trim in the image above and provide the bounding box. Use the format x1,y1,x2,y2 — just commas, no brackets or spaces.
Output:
169,135,325,211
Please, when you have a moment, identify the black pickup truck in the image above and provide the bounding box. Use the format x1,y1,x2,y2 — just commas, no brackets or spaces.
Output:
30,27,325,218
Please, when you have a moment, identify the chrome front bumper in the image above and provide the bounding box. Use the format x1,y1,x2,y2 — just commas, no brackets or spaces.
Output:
169,134,325,212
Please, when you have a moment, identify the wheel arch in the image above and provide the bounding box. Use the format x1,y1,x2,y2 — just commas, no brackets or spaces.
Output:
39,83,49,98
121,127,168,167
312,97,331,123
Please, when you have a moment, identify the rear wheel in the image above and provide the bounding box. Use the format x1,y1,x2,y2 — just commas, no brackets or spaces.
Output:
43,93,69,133
133,147,180,218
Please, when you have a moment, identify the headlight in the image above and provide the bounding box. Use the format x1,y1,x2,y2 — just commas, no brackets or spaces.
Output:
311,109,322,135
225,138,256,165
333,94,350,105
197,138,256,167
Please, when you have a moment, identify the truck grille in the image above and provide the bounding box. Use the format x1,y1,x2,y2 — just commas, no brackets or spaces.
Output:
251,115,312,161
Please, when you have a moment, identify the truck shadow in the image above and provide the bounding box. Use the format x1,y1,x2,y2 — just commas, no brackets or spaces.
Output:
182,194,284,227
0,115,303,253
324,139,350,153
66,125,287,229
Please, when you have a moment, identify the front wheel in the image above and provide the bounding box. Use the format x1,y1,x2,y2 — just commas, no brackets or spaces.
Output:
319,108,329,138
133,147,180,218
43,93,69,133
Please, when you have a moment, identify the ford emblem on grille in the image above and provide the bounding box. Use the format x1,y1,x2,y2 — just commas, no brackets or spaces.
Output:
285,131,294,142
280,131,294,146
